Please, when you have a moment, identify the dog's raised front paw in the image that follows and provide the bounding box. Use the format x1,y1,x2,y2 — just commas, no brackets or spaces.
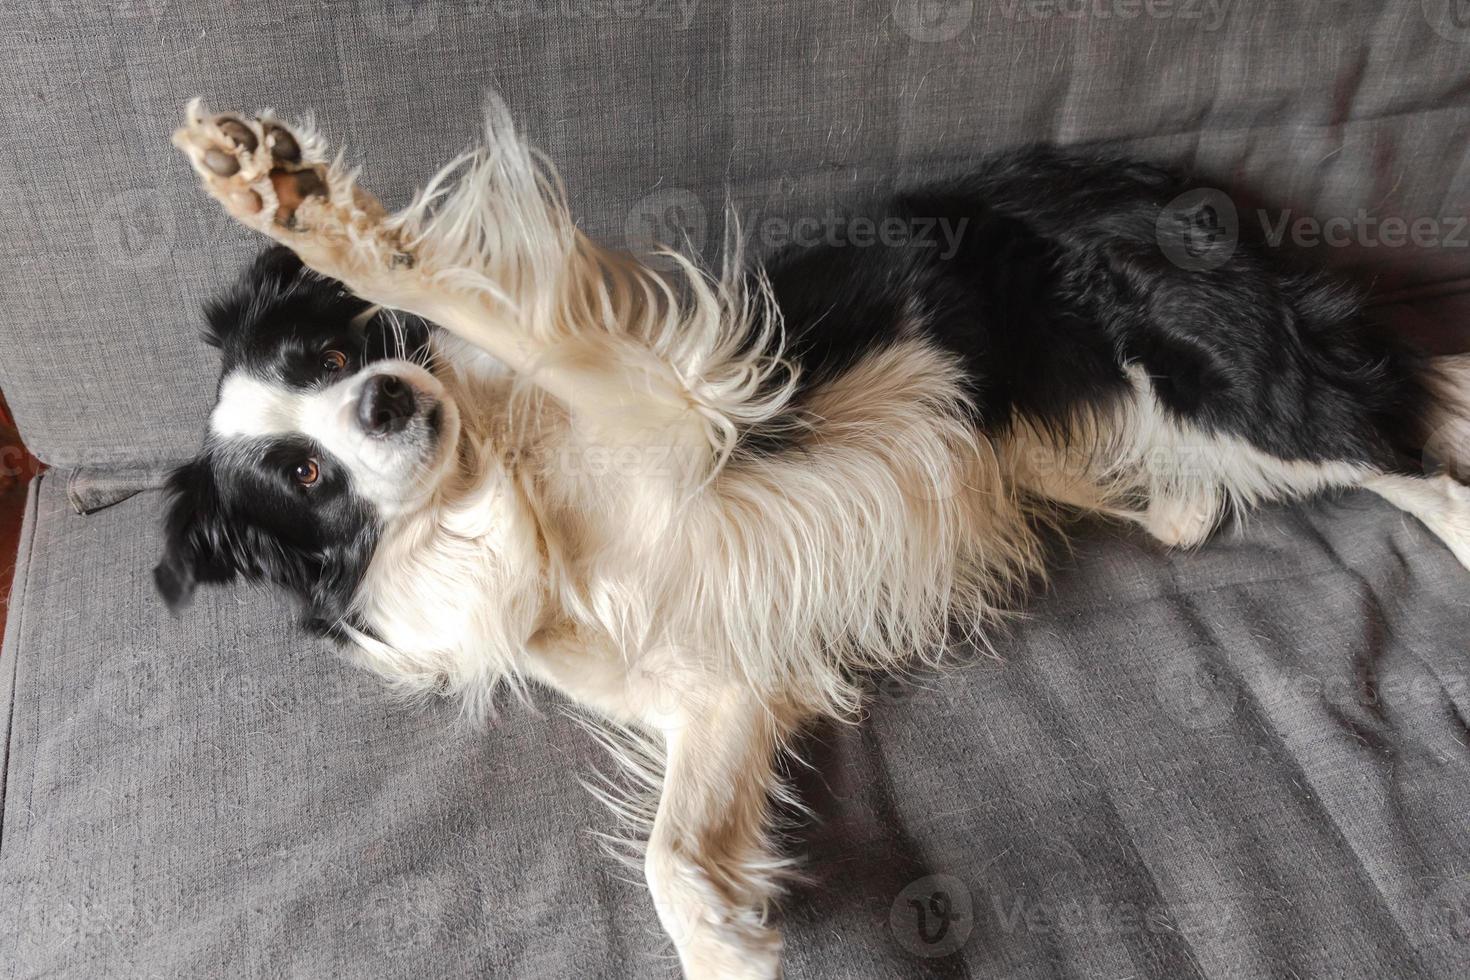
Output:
172,100,333,231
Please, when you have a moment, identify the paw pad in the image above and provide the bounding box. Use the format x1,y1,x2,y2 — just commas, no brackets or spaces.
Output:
217,118,257,152
174,101,329,229
263,122,301,163
175,99,413,275
203,147,239,177
269,169,327,226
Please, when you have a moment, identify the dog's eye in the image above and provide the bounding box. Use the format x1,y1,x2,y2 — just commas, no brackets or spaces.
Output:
321,349,347,373
292,458,321,488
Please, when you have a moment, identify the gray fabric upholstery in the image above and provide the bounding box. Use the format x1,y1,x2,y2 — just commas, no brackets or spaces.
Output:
0,475,663,979
4,3,1470,978
3,474,1469,978
1,2,1470,469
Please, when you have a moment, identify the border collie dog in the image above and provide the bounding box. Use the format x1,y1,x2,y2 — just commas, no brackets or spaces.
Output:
161,99,1470,978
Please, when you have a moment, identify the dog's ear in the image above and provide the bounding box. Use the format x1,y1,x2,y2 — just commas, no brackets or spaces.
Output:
202,245,305,348
154,457,236,613
301,531,379,641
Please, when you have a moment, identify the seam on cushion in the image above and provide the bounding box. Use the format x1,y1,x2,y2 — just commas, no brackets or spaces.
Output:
0,470,44,853
1033,549,1344,622
21,446,188,474
880,102,1470,187
64,464,174,516
65,466,84,515
1097,99,1470,154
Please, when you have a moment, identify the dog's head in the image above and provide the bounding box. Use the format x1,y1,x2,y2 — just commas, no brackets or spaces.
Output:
155,246,461,634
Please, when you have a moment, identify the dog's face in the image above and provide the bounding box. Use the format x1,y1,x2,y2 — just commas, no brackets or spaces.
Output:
155,246,461,634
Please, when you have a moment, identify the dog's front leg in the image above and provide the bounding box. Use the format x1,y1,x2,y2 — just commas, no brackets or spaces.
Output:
172,103,425,316
172,102,703,440
647,692,792,980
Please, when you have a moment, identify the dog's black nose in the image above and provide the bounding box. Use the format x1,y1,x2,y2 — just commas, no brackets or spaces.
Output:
357,374,416,435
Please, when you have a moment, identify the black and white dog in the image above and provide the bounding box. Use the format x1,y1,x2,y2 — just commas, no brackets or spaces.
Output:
160,99,1470,978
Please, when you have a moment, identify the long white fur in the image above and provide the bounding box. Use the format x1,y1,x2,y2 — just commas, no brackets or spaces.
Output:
173,99,1470,980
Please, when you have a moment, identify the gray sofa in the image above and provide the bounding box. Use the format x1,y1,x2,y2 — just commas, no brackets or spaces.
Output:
4,3,1470,977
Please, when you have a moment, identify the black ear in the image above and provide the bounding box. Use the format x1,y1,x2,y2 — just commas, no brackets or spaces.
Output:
154,458,236,613
300,530,379,641
202,245,306,348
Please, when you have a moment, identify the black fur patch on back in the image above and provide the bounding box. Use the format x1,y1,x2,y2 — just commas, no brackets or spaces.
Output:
751,146,1431,470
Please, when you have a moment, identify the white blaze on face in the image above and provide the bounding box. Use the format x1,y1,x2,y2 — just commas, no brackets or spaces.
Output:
208,361,457,518
209,371,351,441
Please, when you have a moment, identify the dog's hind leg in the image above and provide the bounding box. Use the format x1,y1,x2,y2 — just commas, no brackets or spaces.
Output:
1097,356,1470,567
1363,473,1470,570
1003,367,1374,549
1420,354,1470,482
643,690,794,980
1363,353,1470,570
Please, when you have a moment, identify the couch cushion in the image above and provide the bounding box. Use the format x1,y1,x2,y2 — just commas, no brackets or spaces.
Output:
3,473,1469,977
2,3,1470,469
